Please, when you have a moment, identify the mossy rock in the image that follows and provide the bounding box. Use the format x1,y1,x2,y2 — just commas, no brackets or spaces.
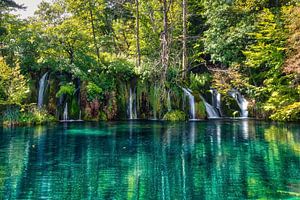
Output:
163,110,188,121
98,111,108,121
196,101,206,119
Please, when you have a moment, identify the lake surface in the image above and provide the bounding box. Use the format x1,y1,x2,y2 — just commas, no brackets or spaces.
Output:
0,120,299,199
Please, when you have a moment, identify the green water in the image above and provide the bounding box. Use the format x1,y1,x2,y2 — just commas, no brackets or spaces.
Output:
0,120,300,199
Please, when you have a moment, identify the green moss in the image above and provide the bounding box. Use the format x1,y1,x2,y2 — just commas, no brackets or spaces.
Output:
149,84,162,119
98,111,108,121
196,101,206,119
163,110,188,121
116,82,128,119
221,96,240,117
70,97,80,119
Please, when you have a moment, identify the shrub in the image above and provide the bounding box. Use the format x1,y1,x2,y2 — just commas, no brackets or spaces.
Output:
270,102,300,121
190,73,212,92
86,82,103,102
56,83,76,98
163,110,188,121
0,58,29,105
1,105,56,126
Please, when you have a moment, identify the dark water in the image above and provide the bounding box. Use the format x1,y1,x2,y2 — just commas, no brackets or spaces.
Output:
0,120,300,200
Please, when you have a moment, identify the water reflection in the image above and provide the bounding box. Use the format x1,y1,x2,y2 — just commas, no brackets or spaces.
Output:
0,121,299,199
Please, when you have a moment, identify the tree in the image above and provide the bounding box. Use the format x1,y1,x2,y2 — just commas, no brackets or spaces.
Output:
182,0,187,79
0,0,25,10
161,0,170,82
0,58,28,105
135,0,141,67
243,8,286,86
283,5,300,75
201,0,255,66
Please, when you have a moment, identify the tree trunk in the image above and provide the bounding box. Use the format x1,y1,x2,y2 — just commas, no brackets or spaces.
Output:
161,0,169,82
182,0,188,80
136,0,141,67
88,1,100,64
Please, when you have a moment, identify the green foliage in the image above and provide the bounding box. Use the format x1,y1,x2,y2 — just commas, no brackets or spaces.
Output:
270,102,300,121
195,101,206,119
1,106,20,126
19,107,56,125
102,59,135,82
243,9,286,71
56,83,76,98
1,0,299,122
201,0,255,65
189,73,212,91
2,105,56,126
263,86,300,121
0,58,29,105
86,82,103,102
163,110,188,121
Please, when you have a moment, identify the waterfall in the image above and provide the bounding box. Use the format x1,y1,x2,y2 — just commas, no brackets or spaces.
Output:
63,103,68,121
167,91,171,112
38,72,49,109
210,88,222,116
200,95,220,118
182,88,196,119
229,89,249,118
153,84,158,120
128,86,137,119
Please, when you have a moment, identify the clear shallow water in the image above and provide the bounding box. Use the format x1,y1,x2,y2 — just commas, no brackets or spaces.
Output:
0,120,300,200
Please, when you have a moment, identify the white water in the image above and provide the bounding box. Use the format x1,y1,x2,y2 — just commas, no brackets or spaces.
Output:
167,91,171,112
38,72,49,109
200,95,220,118
79,110,82,121
63,103,68,121
229,89,249,118
182,88,196,119
153,85,158,120
128,86,137,119
210,88,222,117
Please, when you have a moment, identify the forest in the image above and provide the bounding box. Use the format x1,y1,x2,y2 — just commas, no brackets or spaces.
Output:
0,0,300,125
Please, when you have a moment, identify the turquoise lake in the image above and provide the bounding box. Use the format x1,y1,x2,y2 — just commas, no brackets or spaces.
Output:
0,120,300,199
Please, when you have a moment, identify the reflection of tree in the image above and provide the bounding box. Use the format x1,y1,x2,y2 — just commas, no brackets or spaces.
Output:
0,128,30,199
265,126,300,156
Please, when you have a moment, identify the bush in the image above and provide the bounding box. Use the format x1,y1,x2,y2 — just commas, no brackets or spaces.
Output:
270,102,300,121
86,82,103,102
2,106,21,126
0,58,29,105
163,110,188,121
190,73,212,92
56,83,75,98
1,105,56,126
103,59,135,82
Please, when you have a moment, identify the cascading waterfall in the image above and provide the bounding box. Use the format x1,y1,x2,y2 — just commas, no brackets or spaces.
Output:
128,86,137,119
229,89,249,118
79,110,82,120
167,91,171,112
38,72,49,109
199,95,220,118
63,103,68,121
153,84,158,120
182,88,196,119
210,88,222,116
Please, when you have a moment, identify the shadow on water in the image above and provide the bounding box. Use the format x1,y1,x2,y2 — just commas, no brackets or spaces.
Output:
0,120,299,199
